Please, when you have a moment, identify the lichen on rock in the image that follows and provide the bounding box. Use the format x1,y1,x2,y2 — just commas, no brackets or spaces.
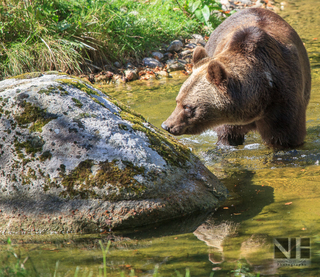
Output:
0,72,227,233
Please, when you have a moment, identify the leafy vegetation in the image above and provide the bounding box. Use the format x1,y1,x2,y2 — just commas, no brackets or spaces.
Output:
0,0,223,79
0,238,30,276
175,0,229,29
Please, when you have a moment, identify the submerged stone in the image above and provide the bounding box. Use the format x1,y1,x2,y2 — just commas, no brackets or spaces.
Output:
0,73,227,233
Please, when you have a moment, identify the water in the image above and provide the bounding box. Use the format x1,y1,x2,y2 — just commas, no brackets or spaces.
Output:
1,1,320,276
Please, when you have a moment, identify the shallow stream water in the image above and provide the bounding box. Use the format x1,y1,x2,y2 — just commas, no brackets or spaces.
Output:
1,0,320,276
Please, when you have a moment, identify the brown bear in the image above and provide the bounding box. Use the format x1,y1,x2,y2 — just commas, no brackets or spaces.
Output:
161,8,311,149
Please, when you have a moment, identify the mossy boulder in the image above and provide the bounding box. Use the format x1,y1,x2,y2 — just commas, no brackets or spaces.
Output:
0,72,227,233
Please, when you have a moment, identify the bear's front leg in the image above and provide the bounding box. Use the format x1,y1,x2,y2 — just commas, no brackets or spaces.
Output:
215,123,256,146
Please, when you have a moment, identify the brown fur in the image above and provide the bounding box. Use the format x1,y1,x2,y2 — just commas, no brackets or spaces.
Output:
162,8,311,149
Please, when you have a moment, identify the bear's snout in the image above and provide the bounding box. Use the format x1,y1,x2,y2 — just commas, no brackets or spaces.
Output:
161,120,184,136
161,122,169,131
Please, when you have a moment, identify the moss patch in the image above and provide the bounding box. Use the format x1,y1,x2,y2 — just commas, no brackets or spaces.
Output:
9,72,44,79
14,101,58,132
120,111,191,167
56,79,99,96
109,98,146,120
72,98,83,108
38,85,67,95
40,150,52,161
14,136,45,156
59,160,147,200
91,97,106,108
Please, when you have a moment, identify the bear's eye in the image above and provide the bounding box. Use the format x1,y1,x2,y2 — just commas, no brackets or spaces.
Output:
183,105,194,117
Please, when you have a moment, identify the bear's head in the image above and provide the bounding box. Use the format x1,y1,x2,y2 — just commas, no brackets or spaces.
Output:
161,46,235,136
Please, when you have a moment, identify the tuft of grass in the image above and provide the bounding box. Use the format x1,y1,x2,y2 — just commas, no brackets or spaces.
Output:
0,0,223,79
0,238,33,276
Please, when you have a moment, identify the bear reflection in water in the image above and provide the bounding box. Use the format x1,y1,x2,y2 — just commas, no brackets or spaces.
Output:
162,8,311,149
194,220,278,275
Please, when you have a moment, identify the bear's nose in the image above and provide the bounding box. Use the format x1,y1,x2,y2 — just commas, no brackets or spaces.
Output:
161,122,169,131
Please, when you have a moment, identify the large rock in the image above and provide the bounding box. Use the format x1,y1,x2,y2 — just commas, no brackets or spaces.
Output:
0,72,227,233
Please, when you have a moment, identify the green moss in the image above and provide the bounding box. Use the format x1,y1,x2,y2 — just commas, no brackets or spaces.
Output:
118,124,129,131
73,119,85,129
92,97,106,108
109,98,146,120
79,113,91,118
21,170,35,185
38,85,59,95
9,72,67,80
14,136,45,157
120,111,191,167
59,159,146,200
72,97,83,108
9,72,44,79
40,150,52,161
56,79,99,96
14,101,58,132
106,97,190,167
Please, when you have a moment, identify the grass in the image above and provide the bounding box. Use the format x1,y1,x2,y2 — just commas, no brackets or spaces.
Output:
0,239,261,277
0,0,223,80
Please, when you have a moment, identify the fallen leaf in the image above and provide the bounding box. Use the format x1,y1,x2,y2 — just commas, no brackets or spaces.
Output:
223,207,229,209
285,202,292,205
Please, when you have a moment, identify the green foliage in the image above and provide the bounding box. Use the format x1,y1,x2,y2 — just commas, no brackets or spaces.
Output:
231,260,261,277
0,0,222,79
184,0,223,29
172,0,232,32
99,240,111,277
0,238,32,276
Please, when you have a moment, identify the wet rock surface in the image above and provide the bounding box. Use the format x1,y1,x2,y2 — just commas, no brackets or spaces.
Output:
0,72,227,233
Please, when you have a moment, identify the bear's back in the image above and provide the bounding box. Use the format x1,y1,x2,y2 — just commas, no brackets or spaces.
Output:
205,8,311,106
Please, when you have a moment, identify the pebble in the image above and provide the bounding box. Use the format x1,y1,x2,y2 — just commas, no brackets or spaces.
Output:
142,57,162,68
251,0,263,8
167,40,183,52
125,62,135,69
181,49,193,56
114,61,121,68
192,34,204,40
166,59,185,71
189,38,206,47
185,43,197,49
237,0,252,4
152,51,164,60
125,69,139,81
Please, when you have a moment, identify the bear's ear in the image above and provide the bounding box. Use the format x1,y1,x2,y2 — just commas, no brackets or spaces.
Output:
206,60,228,88
192,46,208,65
